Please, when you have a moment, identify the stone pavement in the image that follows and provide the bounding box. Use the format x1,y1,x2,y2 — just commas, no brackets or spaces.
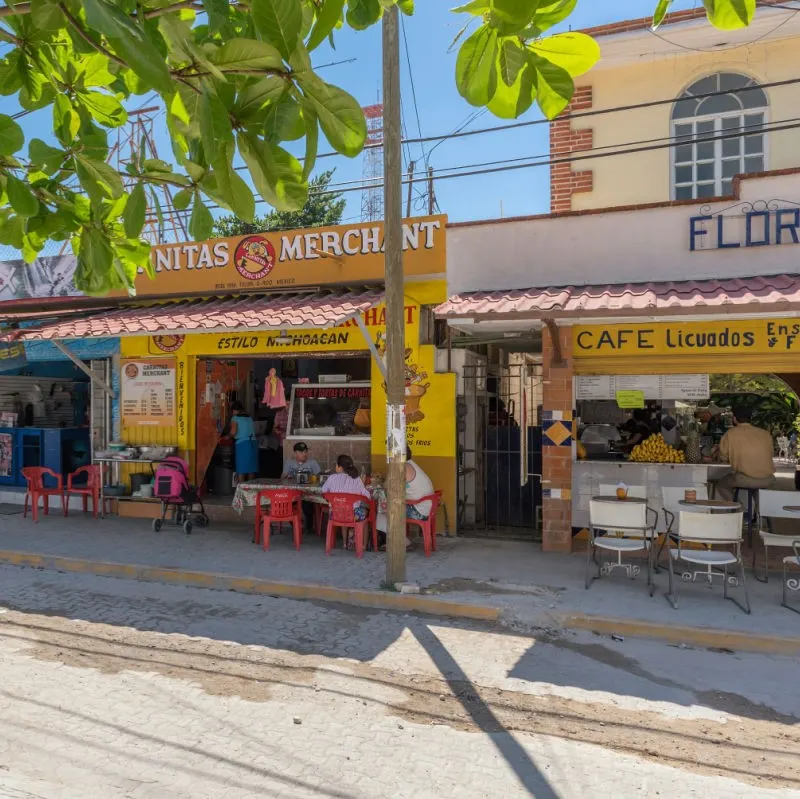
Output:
0,511,798,641
0,565,798,798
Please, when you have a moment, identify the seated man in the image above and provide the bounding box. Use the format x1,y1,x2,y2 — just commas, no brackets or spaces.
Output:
282,441,321,480
376,446,435,549
713,405,777,501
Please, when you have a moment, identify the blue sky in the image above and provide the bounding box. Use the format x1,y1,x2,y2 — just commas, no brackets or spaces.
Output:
4,0,703,233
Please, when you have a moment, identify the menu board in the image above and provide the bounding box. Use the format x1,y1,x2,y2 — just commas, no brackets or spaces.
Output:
121,358,177,428
576,374,710,401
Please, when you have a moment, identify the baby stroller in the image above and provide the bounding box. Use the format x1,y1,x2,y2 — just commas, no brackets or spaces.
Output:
152,456,209,535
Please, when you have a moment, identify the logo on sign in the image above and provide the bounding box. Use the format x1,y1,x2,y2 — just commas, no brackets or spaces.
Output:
234,236,276,281
124,363,139,379
153,334,185,353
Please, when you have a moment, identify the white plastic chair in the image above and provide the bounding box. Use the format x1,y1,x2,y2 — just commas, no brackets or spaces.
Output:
666,511,749,614
755,490,800,582
586,498,657,594
783,542,800,614
657,486,710,569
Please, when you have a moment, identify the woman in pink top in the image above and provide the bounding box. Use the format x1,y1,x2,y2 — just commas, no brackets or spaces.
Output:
322,454,371,521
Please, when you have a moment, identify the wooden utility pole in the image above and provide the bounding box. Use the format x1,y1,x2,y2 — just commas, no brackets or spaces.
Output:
382,4,407,585
406,160,416,219
427,165,435,215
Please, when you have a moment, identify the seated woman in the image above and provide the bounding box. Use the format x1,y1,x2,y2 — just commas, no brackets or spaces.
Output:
321,455,371,520
322,455,371,549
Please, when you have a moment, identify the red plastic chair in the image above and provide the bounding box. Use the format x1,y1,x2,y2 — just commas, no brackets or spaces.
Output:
324,493,375,558
66,465,101,518
255,489,303,551
406,493,441,557
22,467,66,522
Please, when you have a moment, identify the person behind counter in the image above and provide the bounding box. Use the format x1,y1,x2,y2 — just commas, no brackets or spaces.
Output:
713,405,777,501
229,402,258,483
620,410,653,454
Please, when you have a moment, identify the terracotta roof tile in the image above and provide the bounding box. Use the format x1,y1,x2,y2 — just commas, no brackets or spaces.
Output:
435,276,800,319
9,290,383,341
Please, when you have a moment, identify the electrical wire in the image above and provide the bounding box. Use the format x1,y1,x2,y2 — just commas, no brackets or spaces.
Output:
166,116,800,215
400,12,427,166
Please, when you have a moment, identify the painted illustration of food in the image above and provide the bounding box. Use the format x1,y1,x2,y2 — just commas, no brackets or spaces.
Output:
374,332,430,422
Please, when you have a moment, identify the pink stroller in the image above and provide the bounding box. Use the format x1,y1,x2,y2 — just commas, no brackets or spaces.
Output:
152,456,209,534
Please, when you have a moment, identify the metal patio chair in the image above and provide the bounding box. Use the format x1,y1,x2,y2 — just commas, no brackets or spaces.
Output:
754,490,800,582
666,511,749,614
586,497,657,595
657,485,709,570
782,541,800,614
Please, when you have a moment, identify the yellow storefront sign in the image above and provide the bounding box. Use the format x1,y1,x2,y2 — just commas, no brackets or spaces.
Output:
117,215,446,298
574,318,800,358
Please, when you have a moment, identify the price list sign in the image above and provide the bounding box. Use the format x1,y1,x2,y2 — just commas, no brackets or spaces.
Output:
121,359,177,428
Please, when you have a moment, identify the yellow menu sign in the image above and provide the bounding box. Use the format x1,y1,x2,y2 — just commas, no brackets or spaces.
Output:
574,318,800,358
616,390,645,409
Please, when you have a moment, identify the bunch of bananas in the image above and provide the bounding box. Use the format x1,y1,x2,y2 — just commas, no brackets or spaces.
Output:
629,433,685,464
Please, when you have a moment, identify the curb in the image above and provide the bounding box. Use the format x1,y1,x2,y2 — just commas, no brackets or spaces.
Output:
0,550,501,623
557,611,800,656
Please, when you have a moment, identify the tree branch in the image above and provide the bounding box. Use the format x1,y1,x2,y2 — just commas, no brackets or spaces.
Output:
59,3,128,69
0,25,22,46
0,3,30,18
141,1,205,19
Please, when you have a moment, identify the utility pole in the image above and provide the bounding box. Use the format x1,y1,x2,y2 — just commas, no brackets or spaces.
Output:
406,160,415,219
427,165,436,215
382,3,407,586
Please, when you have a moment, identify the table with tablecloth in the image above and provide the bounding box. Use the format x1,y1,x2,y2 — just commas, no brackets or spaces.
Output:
232,479,387,515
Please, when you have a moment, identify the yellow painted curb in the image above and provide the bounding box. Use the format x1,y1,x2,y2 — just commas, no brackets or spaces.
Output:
557,612,800,656
0,550,501,623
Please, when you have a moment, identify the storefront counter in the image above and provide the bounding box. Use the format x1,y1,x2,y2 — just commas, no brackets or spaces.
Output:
573,460,731,533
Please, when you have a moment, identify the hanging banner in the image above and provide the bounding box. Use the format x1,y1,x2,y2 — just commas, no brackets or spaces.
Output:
0,341,26,373
121,358,177,428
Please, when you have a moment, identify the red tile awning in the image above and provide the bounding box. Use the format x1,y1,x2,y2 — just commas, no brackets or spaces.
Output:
6,289,383,342
435,275,800,320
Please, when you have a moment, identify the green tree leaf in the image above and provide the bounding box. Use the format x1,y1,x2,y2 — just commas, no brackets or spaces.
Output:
83,0,173,94
211,38,285,71
301,100,318,180
6,175,40,217
307,0,345,51
189,196,214,240
234,76,287,123
199,90,233,161
29,138,64,174
529,32,600,78
347,0,382,30
0,114,24,156
488,60,536,119
702,0,755,30
456,26,499,107
202,0,230,34
74,153,125,203
80,91,128,127
498,38,526,87
488,0,537,33
451,0,489,16
123,181,147,238
238,132,308,211
264,95,305,142
78,53,116,88
77,226,114,295
295,74,366,157
173,188,193,211
398,0,415,14
528,53,573,119
652,0,672,29
212,148,256,222
531,0,577,33
252,0,303,59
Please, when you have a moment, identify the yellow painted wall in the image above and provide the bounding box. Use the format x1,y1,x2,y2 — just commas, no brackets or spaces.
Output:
573,35,800,211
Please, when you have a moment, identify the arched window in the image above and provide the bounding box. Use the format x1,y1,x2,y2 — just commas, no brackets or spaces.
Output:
672,73,768,200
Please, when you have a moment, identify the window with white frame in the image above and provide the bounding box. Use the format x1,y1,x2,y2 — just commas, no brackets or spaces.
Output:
671,73,768,201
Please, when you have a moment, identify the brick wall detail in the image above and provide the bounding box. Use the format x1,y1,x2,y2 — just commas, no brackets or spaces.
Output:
550,86,594,213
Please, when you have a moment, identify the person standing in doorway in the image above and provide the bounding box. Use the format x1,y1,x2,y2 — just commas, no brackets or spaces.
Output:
229,402,258,483
713,405,777,501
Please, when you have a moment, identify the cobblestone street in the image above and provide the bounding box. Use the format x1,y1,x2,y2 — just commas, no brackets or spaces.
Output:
0,564,798,798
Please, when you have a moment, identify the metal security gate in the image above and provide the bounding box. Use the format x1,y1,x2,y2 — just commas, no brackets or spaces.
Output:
457,357,543,538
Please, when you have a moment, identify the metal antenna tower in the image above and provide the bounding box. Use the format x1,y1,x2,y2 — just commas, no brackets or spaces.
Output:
108,106,188,245
360,104,384,222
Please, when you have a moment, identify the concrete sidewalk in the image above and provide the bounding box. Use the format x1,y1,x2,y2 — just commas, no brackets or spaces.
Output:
0,510,798,649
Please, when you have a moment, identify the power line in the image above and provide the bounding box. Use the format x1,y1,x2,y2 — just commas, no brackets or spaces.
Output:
167,117,800,215
400,13,427,166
